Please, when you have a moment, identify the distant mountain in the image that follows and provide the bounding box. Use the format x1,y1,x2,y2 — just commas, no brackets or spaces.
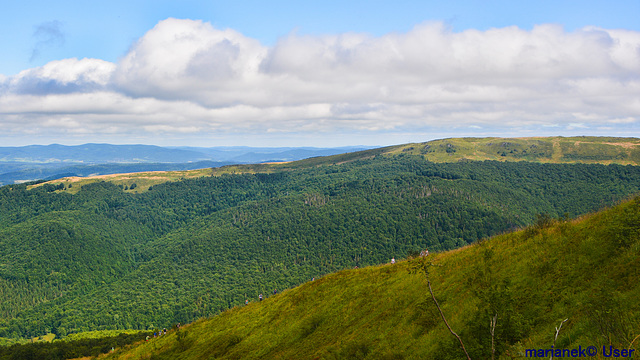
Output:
0,144,210,164
171,146,372,163
0,144,372,185
0,144,372,164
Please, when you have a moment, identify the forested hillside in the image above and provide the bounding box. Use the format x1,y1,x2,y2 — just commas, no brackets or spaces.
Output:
98,196,640,360
1,148,640,341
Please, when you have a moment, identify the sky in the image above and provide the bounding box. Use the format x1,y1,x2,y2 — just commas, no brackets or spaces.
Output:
0,1,639,147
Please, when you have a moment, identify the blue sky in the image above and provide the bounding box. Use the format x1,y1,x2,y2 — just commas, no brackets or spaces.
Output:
0,1,639,146
2,0,638,75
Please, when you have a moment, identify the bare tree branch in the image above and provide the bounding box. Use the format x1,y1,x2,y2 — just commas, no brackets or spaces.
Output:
628,334,640,352
425,273,472,360
550,318,568,359
490,313,497,360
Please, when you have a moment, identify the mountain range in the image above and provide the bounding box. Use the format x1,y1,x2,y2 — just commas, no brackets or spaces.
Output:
0,136,639,359
0,144,370,185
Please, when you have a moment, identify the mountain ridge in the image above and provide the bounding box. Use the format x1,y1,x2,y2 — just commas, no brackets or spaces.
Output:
0,144,372,164
30,136,640,194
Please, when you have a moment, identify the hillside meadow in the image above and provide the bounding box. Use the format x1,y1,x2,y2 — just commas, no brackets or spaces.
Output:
97,196,640,359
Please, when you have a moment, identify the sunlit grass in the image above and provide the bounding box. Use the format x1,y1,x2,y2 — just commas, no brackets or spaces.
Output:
101,197,640,359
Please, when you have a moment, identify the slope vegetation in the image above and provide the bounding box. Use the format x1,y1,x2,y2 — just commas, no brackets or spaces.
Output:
2,157,640,339
101,197,640,360
1,138,640,341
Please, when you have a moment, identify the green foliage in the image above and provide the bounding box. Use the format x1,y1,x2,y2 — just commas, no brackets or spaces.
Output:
1,154,640,341
100,197,640,360
0,331,151,360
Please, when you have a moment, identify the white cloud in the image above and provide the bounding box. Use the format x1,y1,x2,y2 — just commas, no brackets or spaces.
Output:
113,18,267,104
567,123,589,130
608,117,636,124
1,19,639,145
4,58,115,95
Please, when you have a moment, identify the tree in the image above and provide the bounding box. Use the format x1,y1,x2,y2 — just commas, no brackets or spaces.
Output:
411,257,471,360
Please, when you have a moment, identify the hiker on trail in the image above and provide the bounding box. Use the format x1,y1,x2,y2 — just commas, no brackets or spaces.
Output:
391,257,396,264
259,294,263,301
273,289,277,295
245,299,249,305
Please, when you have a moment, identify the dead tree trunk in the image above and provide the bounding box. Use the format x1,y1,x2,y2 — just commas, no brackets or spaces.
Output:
426,275,472,360
551,319,568,359
490,313,497,360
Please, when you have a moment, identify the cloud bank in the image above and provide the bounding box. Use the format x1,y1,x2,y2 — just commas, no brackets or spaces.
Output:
1,18,639,145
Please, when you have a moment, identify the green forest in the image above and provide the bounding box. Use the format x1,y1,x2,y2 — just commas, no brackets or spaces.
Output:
97,195,640,360
0,331,151,360
1,153,640,342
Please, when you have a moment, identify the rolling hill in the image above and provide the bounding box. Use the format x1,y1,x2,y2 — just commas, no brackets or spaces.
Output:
1,136,640,350
389,136,640,164
97,195,640,359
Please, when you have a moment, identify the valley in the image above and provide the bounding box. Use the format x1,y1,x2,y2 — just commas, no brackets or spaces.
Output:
0,136,639,359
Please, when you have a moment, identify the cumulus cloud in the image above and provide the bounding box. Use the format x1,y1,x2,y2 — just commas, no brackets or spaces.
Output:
1,18,639,145
6,58,115,95
113,18,267,103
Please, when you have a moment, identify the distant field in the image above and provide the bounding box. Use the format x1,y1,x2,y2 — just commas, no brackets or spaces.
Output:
30,168,218,194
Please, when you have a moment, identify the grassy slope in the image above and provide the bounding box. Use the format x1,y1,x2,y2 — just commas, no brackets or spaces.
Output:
102,197,640,360
31,136,640,194
391,136,640,164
